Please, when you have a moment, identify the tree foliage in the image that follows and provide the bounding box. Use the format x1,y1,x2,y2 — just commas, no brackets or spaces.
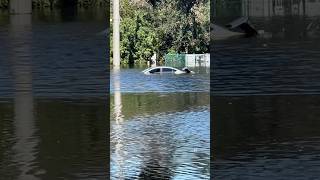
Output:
0,0,106,9
111,0,209,64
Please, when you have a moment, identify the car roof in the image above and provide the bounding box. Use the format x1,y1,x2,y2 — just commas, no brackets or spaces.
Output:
142,66,180,72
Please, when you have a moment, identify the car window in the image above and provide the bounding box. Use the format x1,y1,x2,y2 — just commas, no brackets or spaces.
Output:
149,68,160,73
162,68,176,72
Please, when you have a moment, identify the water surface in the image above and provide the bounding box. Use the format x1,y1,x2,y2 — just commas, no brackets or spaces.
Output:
110,67,209,93
213,0,320,179
0,9,108,179
110,68,210,179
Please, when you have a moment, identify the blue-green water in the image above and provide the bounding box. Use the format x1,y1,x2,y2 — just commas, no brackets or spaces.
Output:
110,69,210,179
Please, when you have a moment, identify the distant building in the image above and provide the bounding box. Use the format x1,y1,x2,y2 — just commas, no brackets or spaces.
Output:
242,0,320,17
185,54,210,67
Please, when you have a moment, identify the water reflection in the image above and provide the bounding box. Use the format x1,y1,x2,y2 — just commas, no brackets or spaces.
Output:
241,0,320,17
0,9,108,179
213,0,320,96
214,0,320,40
113,69,122,121
213,95,320,179
9,13,40,180
111,69,125,179
111,91,210,179
110,68,210,93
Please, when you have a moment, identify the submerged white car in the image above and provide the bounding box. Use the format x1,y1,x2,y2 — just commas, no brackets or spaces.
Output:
142,66,194,75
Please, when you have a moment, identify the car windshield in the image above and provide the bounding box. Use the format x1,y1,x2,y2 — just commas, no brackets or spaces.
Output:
142,67,154,72
149,68,161,73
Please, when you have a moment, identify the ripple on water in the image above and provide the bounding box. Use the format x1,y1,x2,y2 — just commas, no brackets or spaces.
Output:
111,106,210,180
110,68,209,93
213,137,320,179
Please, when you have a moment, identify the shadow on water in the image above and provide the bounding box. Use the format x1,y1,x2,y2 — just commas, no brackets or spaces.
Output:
213,0,320,179
0,8,108,179
138,162,172,180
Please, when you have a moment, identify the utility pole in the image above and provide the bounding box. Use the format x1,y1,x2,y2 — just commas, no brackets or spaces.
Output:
113,0,121,69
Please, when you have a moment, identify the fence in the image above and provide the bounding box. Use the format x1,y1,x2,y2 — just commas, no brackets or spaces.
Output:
164,54,186,68
165,53,210,68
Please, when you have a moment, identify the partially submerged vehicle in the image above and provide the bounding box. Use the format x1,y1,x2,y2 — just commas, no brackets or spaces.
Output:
213,17,258,40
142,66,194,75
213,24,244,40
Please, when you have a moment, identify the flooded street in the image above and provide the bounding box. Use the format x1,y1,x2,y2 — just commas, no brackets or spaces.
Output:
110,69,210,179
213,95,320,179
213,0,320,179
0,9,108,179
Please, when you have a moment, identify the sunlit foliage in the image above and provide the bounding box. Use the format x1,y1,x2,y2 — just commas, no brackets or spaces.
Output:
111,0,209,64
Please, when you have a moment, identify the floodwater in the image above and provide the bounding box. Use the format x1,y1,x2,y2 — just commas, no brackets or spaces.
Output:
0,9,108,179
110,68,210,179
213,0,320,179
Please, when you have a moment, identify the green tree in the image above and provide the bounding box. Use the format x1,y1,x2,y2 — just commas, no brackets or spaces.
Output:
112,0,209,65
